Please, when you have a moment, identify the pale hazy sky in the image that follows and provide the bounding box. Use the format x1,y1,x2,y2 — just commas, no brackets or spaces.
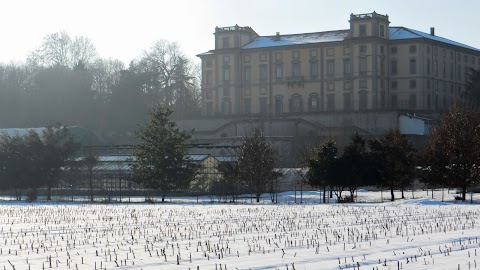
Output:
1,0,479,65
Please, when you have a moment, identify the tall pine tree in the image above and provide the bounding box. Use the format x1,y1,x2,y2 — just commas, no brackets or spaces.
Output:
132,105,196,202
237,128,275,203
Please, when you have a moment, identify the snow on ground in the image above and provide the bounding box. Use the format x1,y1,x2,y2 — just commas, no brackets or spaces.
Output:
0,190,479,270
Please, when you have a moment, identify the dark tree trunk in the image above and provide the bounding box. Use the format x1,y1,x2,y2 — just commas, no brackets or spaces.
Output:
300,184,303,204
232,183,237,203
89,169,94,202
390,186,395,201
462,186,467,201
323,186,326,203
119,178,122,203
15,188,22,201
47,186,52,201
401,188,405,199
89,179,93,202
349,189,355,203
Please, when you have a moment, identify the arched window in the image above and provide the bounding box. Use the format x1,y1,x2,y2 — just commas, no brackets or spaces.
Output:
308,93,319,112
289,94,303,113
221,98,231,115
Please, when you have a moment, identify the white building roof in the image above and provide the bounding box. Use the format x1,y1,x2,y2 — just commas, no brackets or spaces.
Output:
243,30,349,49
238,26,480,52
389,27,480,52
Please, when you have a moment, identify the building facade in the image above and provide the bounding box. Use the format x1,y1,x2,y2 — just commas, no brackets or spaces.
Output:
198,12,480,117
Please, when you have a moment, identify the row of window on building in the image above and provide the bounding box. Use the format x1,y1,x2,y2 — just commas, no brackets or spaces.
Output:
213,92,370,115
204,56,474,85
205,90,455,116
205,59,372,84
210,44,480,67
205,76,463,105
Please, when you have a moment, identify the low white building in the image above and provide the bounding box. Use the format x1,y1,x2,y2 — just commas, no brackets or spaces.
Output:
399,114,435,135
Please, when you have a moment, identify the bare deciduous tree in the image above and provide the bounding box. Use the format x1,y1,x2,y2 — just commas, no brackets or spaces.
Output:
28,31,97,68
71,36,98,66
421,100,480,200
137,40,200,116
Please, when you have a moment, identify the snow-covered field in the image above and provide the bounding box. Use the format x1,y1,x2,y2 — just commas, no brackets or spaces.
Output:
0,190,479,270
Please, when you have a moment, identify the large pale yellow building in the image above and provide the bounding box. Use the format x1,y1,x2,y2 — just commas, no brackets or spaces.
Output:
198,12,480,116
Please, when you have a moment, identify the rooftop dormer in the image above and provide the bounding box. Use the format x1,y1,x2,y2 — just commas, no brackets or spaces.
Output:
349,12,390,39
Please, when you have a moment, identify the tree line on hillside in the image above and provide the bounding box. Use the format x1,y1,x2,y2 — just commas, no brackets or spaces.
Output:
0,31,200,143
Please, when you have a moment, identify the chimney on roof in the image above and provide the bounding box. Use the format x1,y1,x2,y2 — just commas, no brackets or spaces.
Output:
275,32,280,41
430,27,435,36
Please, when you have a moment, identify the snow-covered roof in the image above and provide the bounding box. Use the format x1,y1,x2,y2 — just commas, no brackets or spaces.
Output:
97,155,134,162
75,154,215,164
400,113,435,122
389,27,480,52
69,155,133,173
185,154,210,162
0,127,47,137
0,126,101,144
214,156,237,162
74,155,135,163
239,27,480,51
196,51,214,57
243,30,349,49
93,163,132,172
